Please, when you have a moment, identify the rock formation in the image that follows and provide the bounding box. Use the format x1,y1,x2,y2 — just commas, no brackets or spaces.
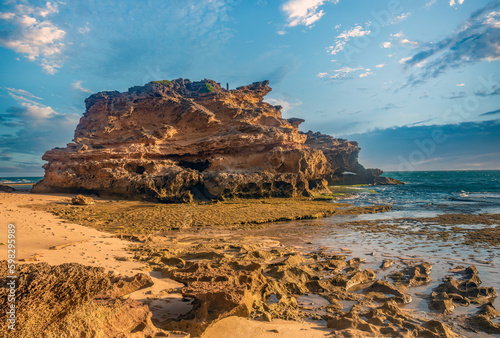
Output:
33,79,399,202
0,261,179,337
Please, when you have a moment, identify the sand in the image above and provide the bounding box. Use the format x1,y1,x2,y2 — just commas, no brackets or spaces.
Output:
201,316,331,338
0,192,143,276
0,191,338,337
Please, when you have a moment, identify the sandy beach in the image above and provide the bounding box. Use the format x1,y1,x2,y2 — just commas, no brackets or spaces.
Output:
1,191,499,337
0,192,350,337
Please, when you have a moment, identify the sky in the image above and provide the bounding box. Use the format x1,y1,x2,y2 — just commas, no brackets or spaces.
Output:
0,0,499,176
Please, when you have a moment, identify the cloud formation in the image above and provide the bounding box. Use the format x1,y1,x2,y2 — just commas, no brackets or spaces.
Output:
0,2,65,74
71,81,93,94
0,88,79,174
265,97,302,114
317,66,374,80
382,31,419,49
350,119,500,170
282,0,339,27
449,0,465,7
401,3,500,86
327,25,371,55
480,109,500,116
4,87,57,119
391,12,410,24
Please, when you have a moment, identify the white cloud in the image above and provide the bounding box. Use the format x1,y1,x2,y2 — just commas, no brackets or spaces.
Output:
0,12,15,20
359,69,374,78
391,12,410,24
449,0,465,6
78,26,90,34
375,63,385,68
5,87,57,119
337,25,371,39
327,25,371,55
282,0,340,27
386,32,419,48
318,66,374,80
5,87,42,100
456,83,465,87
38,2,59,17
71,81,93,94
399,56,412,64
425,0,437,9
0,2,65,74
334,66,362,73
20,103,57,119
265,98,302,113
484,11,500,28
399,38,419,48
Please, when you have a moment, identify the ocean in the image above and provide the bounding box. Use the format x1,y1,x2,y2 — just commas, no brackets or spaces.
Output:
0,176,43,190
337,170,500,216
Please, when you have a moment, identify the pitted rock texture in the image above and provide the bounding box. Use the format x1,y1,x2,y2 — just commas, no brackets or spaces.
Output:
33,79,396,202
0,261,177,338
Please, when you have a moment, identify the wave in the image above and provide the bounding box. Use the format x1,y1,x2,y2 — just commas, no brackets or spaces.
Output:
0,177,43,184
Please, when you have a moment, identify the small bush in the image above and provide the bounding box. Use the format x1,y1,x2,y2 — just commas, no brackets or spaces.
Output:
150,80,171,86
199,83,214,93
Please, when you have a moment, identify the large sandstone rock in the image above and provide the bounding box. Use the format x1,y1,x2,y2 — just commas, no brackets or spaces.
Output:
33,79,398,202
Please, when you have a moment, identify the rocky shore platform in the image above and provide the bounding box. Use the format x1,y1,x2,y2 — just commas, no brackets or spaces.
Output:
1,192,498,337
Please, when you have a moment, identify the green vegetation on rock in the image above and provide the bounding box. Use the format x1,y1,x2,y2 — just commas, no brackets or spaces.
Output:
150,80,171,86
199,83,214,93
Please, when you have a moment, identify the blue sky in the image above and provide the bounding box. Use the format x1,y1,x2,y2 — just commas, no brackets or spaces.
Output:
0,0,499,175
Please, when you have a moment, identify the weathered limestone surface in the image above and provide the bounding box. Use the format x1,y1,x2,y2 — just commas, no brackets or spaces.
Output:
33,79,399,202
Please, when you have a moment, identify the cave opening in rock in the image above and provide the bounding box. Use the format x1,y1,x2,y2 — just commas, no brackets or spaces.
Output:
178,160,210,172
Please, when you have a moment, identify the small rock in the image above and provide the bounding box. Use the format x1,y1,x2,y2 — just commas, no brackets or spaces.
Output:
71,194,95,205
0,184,15,193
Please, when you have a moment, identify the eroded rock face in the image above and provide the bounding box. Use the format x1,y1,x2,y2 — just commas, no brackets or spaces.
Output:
32,79,397,202
0,261,176,338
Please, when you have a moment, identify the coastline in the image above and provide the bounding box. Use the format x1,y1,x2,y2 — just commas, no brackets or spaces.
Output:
1,191,499,336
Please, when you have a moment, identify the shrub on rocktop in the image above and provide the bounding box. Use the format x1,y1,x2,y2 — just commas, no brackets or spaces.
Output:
199,83,214,93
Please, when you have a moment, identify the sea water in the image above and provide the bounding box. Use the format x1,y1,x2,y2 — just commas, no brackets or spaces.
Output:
337,170,500,217
0,177,43,190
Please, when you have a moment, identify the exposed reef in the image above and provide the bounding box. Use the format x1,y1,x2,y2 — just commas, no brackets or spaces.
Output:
33,79,400,202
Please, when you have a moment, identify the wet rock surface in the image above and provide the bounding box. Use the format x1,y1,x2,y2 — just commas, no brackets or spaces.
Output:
342,212,500,246
125,234,468,337
430,265,497,314
31,198,391,233
33,79,400,202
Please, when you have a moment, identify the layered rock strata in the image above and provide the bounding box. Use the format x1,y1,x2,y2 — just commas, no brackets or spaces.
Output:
33,79,399,202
